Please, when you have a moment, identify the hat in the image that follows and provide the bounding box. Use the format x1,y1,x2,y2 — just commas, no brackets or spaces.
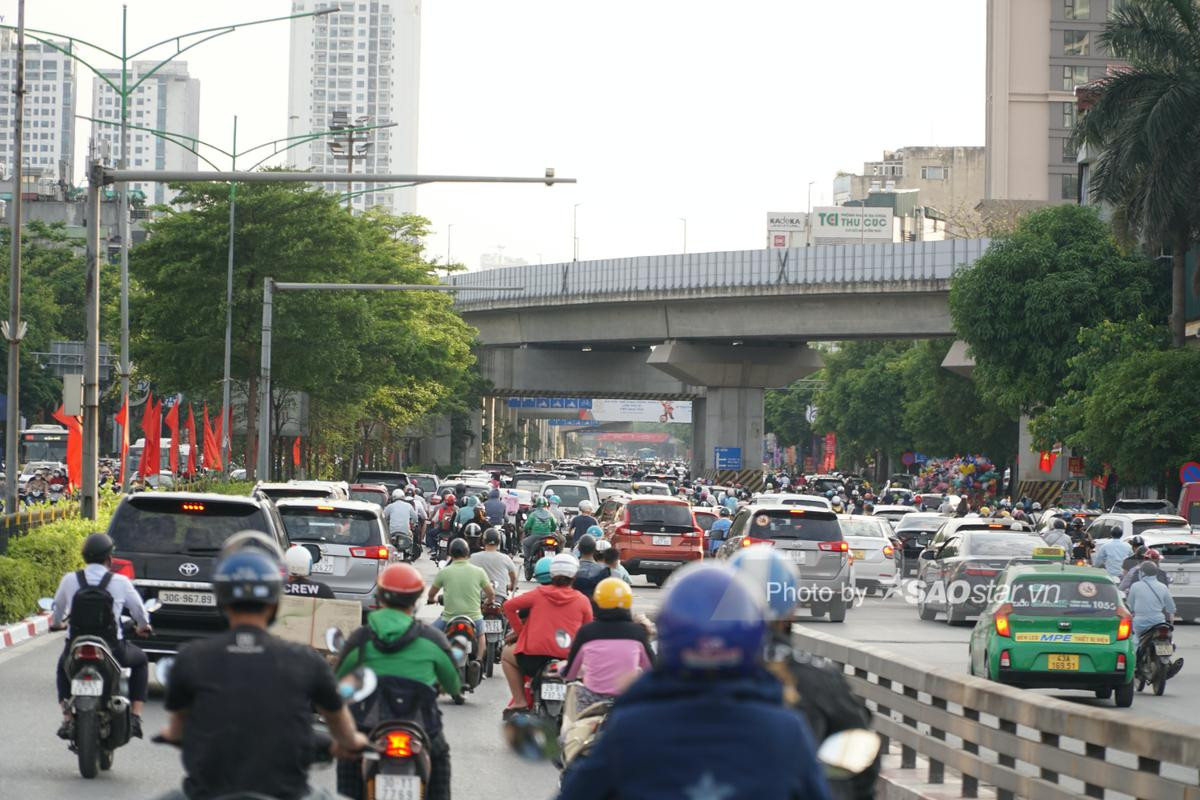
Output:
549,552,579,578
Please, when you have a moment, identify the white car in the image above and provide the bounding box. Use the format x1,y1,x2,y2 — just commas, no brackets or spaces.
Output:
838,514,899,595
872,504,917,525
539,479,599,514
1088,513,1191,541
751,493,833,511
1137,530,1200,623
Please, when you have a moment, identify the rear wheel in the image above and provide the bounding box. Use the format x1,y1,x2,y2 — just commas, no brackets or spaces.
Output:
484,641,496,678
1115,680,1134,708
75,709,100,779
1093,687,1112,700
917,594,937,621
1154,663,1167,696
827,597,847,623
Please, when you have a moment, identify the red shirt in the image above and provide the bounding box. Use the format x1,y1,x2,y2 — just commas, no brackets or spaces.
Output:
503,584,593,657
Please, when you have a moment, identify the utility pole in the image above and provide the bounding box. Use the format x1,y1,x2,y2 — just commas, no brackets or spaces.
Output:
3,0,26,518
82,158,102,519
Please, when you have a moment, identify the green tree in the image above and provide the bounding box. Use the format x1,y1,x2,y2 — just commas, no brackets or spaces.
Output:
765,378,819,450
949,204,1166,415
1075,0,1200,347
814,341,910,474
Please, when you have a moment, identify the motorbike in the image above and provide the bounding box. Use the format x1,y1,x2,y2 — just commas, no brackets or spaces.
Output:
526,658,569,730
1136,622,1178,696
443,615,482,701
502,521,520,557
523,534,564,581
480,588,508,679
559,693,613,770
390,531,421,562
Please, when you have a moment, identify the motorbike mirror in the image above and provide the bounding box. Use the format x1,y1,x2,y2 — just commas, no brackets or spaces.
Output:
37,597,54,612
817,728,881,776
143,598,162,614
324,627,345,654
554,629,573,649
302,543,322,564
337,667,378,704
503,711,561,762
155,656,176,687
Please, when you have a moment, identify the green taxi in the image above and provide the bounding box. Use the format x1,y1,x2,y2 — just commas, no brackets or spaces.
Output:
968,562,1136,707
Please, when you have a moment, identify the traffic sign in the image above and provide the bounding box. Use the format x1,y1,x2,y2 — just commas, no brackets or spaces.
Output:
805,404,818,424
1180,461,1200,484
900,451,915,467
714,447,742,470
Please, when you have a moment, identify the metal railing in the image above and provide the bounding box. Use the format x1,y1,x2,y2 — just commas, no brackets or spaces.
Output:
795,627,1200,800
450,238,991,311
0,502,81,554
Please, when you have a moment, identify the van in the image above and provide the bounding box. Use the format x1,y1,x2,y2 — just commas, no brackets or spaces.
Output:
1176,482,1200,526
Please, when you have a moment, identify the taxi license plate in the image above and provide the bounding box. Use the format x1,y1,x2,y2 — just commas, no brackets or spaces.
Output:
158,590,216,607
482,619,503,634
852,549,866,560
1047,654,1079,671
1155,642,1174,656
71,678,103,697
311,559,335,574
374,774,421,800
540,682,566,701
652,536,672,546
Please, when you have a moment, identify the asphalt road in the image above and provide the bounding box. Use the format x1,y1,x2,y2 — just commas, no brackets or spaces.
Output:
1,563,1195,799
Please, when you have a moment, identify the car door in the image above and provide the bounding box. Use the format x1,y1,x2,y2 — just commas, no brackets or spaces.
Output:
719,511,751,558
930,536,960,610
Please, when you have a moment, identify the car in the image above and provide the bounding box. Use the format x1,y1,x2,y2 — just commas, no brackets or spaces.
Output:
606,495,703,586
511,472,560,493
716,505,851,622
348,483,389,508
1177,482,1200,525
1137,531,1200,622
806,475,844,495
253,481,347,502
692,508,719,534
630,481,672,496
596,477,634,501
407,473,440,502
1109,498,1175,515
916,530,1054,625
538,479,599,515
106,491,289,657
751,493,833,511
912,493,949,512
1087,513,1190,542
872,504,916,525
596,494,631,528
968,564,1135,708
837,515,899,596
892,512,946,576
925,517,1035,553
878,488,915,505
352,470,411,496
885,474,917,491
273,498,394,614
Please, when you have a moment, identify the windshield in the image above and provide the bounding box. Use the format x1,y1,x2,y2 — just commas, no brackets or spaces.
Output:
749,511,840,541
544,484,591,508
1131,518,1188,535
633,483,669,495
278,508,381,547
109,499,270,554
810,478,841,494
838,519,888,538
694,513,717,531
21,436,67,463
258,487,331,500
1007,579,1121,616
628,502,693,529
1154,540,1200,562
961,534,1039,557
598,479,632,491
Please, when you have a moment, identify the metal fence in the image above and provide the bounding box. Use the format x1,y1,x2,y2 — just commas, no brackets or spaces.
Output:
450,238,991,311
795,627,1200,800
0,502,81,554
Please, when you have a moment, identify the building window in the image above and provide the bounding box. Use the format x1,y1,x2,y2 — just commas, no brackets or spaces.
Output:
1062,65,1089,90
1064,30,1090,56
1062,173,1079,200
920,165,950,180
1063,101,1078,128
1065,0,1089,20
1063,137,1077,162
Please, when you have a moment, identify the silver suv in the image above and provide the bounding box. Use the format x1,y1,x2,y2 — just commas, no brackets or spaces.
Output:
716,505,851,622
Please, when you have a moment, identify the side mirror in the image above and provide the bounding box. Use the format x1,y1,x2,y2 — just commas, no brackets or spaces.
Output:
919,550,936,561
337,667,378,704
324,627,345,654
37,597,54,612
818,728,881,776
143,598,162,614
155,656,175,687
302,543,322,564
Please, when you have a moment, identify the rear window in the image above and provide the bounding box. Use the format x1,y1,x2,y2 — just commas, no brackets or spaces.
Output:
544,484,591,508
598,479,632,491
110,498,270,554
278,508,381,547
961,534,1038,557
1155,540,1200,562
628,502,694,530
749,511,840,541
411,476,438,494
894,516,943,533
350,490,386,507
838,519,888,538
694,513,717,532
1187,502,1200,526
810,479,841,494
632,483,670,495
1007,579,1121,616
259,487,331,500
1131,518,1188,536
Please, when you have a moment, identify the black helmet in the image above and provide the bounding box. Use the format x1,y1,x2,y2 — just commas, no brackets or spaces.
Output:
576,534,597,555
1070,517,1085,530
449,538,470,559
482,528,502,546
719,507,731,517
82,533,114,564
1128,535,1145,549
1049,518,1067,531
212,550,283,607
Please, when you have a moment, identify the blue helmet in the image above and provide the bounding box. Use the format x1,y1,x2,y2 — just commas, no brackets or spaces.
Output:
656,562,765,676
728,544,801,621
534,555,554,585
586,525,604,538
212,550,282,607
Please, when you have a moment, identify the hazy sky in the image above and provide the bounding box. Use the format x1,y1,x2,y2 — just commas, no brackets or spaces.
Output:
1,0,986,270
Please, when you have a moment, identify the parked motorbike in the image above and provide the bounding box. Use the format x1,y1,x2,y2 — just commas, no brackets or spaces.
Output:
443,615,482,701
1136,622,1180,696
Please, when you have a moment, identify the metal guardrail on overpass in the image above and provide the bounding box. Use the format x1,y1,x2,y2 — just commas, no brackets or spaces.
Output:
450,238,992,311
797,627,1200,800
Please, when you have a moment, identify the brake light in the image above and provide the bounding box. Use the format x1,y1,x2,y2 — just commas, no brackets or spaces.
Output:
681,527,702,538
999,650,1011,668
384,730,414,758
789,508,807,515
75,644,102,660
1116,653,1126,671
1116,609,1131,641
987,524,1004,529
316,505,335,511
882,545,894,559
544,538,558,546
110,557,135,580
181,503,205,513
349,545,389,559
818,540,849,552
1156,626,1171,639
963,567,998,576
994,603,1012,637
741,536,775,547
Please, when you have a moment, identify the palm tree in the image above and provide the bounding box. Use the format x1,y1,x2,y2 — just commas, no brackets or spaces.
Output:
1076,0,1200,347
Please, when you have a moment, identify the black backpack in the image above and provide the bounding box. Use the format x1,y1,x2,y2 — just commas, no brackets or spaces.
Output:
69,570,119,646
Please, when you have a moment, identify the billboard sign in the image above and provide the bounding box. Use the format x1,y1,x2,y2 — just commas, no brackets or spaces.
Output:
811,206,893,241
586,399,692,424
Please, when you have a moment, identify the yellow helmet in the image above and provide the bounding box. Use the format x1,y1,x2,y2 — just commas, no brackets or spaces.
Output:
593,577,633,610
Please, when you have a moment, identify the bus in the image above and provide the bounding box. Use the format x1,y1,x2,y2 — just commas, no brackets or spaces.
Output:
128,437,196,486
20,424,68,464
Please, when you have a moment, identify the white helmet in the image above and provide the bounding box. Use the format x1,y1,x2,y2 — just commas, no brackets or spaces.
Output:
578,500,594,514
391,489,404,501
284,545,313,577
549,552,579,578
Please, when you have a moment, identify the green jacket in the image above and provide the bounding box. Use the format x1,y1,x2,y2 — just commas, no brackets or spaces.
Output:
524,508,557,534
336,608,461,697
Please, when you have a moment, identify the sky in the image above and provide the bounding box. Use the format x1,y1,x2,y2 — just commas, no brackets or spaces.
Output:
0,0,986,270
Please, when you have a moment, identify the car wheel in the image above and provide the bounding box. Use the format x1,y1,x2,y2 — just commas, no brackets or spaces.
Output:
828,597,847,623
917,594,937,621
649,573,666,588
1094,687,1112,700
1115,680,1134,708
946,604,968,626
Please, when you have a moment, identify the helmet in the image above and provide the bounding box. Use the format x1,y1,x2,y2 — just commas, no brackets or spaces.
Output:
1049,518,1067,530
533,496,548,509
82,533,114,564
482,528,502,546
444,494,457,507
1145,548,1162,562
578,500,594,514
391,489,404,501
533,556,554,584
550,495,561,505
576,534,597,555
719,507,731,517
594,538,612,553
449,538,470,559
378,562,424,596
284,545,313,577
1032,502,1042,511
656,563,765,676
586,525,604,538
1070,517,1085,530
212,550,283,607
979,506,991,516
593,578,634,610
404,485,416,496
729,544,801,621
550,552,579,578
219,530,286,562
1128,535,1145,549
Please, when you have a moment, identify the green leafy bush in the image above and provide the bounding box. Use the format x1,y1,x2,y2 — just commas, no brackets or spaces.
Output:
0,556,43,625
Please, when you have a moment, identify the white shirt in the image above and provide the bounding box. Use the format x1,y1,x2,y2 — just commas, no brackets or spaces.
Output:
383,499,415,534
410,494,429,521
51,563,148,640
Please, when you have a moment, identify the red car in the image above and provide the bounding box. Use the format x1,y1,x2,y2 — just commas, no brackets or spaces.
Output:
607,495,703,586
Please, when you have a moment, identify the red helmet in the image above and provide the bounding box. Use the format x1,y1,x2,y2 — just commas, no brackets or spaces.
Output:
1145,548,1162,562
444,495,457,507
378,563,424,594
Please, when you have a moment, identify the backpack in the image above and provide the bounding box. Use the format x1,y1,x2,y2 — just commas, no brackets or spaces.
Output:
438,510,455,533
68,570,119,646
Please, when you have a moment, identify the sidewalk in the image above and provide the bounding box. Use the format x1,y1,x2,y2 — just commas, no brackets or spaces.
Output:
0,612,51,650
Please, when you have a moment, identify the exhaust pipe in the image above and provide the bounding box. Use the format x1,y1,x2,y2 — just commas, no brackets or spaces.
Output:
109,695,129,714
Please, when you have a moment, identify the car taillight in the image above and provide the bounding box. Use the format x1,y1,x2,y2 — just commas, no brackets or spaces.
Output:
994,603,1012,637
1116,609,1131,641
1116,653,1126,671
741,536,774,547
384,730,415,758
963,567,998,576
999,650,1011,668
76,644,102,660
110,558,135,580
818,540,849,552
681,527,702,538
350,545,389,559
882,545,894,559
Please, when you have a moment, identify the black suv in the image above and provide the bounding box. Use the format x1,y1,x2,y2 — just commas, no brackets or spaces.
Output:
106,492,288,657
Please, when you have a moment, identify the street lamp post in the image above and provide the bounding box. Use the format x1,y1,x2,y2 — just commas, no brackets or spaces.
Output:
679,217,687,254
806,180,815,247
573,203,583,261
446,223,454,270
3,0,25,517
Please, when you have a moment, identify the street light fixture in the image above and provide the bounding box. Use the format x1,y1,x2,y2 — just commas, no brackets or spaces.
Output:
573,203,583,262
679,217,688,254
328,112,374,211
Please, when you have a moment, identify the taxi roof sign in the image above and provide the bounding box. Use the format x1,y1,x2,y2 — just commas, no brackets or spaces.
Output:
1032,546,1066,560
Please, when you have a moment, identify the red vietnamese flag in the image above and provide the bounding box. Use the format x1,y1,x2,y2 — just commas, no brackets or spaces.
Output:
51,405,82,492
1039,451,1058,473
140,393,162,479
292,436,301,467
112,392,130,486
184,405,198,477
164,400,181,475
202,404,222,471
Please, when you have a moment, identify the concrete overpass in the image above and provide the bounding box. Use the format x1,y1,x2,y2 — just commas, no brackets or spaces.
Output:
452,238,991,471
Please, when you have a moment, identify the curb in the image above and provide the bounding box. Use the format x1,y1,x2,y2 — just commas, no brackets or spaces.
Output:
0,612,51,650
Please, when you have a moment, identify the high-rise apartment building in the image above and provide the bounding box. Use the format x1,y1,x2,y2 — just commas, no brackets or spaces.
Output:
986,0,1127,203
91,61,200,205
287,0,421,215
0,31,76,185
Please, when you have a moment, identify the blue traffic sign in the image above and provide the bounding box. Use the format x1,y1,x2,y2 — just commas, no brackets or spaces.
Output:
1180,461,1200,484
714,447,743,470
506,396,594,410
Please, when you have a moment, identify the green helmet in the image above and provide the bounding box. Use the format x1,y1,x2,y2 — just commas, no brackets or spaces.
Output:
534,556,554,584
533,496,548,509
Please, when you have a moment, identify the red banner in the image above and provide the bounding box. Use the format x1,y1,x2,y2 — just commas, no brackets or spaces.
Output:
140,393,161,479
822,433,837,472
113,393,130,486
1039,451,1059,473
292,436,302,467
50,405,81,492
184,405,198,477
164,401,180,475
594,432,670,443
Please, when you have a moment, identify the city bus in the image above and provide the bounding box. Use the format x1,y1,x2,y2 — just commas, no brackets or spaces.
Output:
19,424,69,464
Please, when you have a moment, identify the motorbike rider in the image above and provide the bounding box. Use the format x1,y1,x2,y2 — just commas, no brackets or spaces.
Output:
335,563,458,800
547,493,567,528
469,528,518,598
1126,561,1184,678
1040,518,1073,555
568,500,599,548
1121,536,1147,573
597,540,631,584
428,539,494,663
382,488,416,543
50,533,151,740
556,562,833,800
483,487,507,528
156,548,368,800
283,544,337,599
730,545,876,799
707,508,733,556
1091,524,1132,579
501,553,593,717
431,493,459,555
522,495,560,562
571,534,609,600
455,494,480,529
1119,547,1171,592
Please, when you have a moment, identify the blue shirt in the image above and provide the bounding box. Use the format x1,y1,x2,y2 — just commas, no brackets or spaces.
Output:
1091,538,1132,578
1127,574,1176,633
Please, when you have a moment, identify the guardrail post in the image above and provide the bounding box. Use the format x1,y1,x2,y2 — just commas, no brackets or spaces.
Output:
1084,744,1105,798
927,697,946,784
996,718,1017,800
901,685,918,769
1039,732,1059,783
959,707,979,798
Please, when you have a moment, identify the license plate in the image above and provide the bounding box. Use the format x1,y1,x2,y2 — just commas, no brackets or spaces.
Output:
1047,654,1079,671
652,536,672,546
786,551,807,565
158,590,216,607
71,678,103,697
311,559,335,574
1174,572,1190,585
540,681,566,700
374,774,422,800
852,549,866,560
482,619,503,633
1155,642,1174,656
